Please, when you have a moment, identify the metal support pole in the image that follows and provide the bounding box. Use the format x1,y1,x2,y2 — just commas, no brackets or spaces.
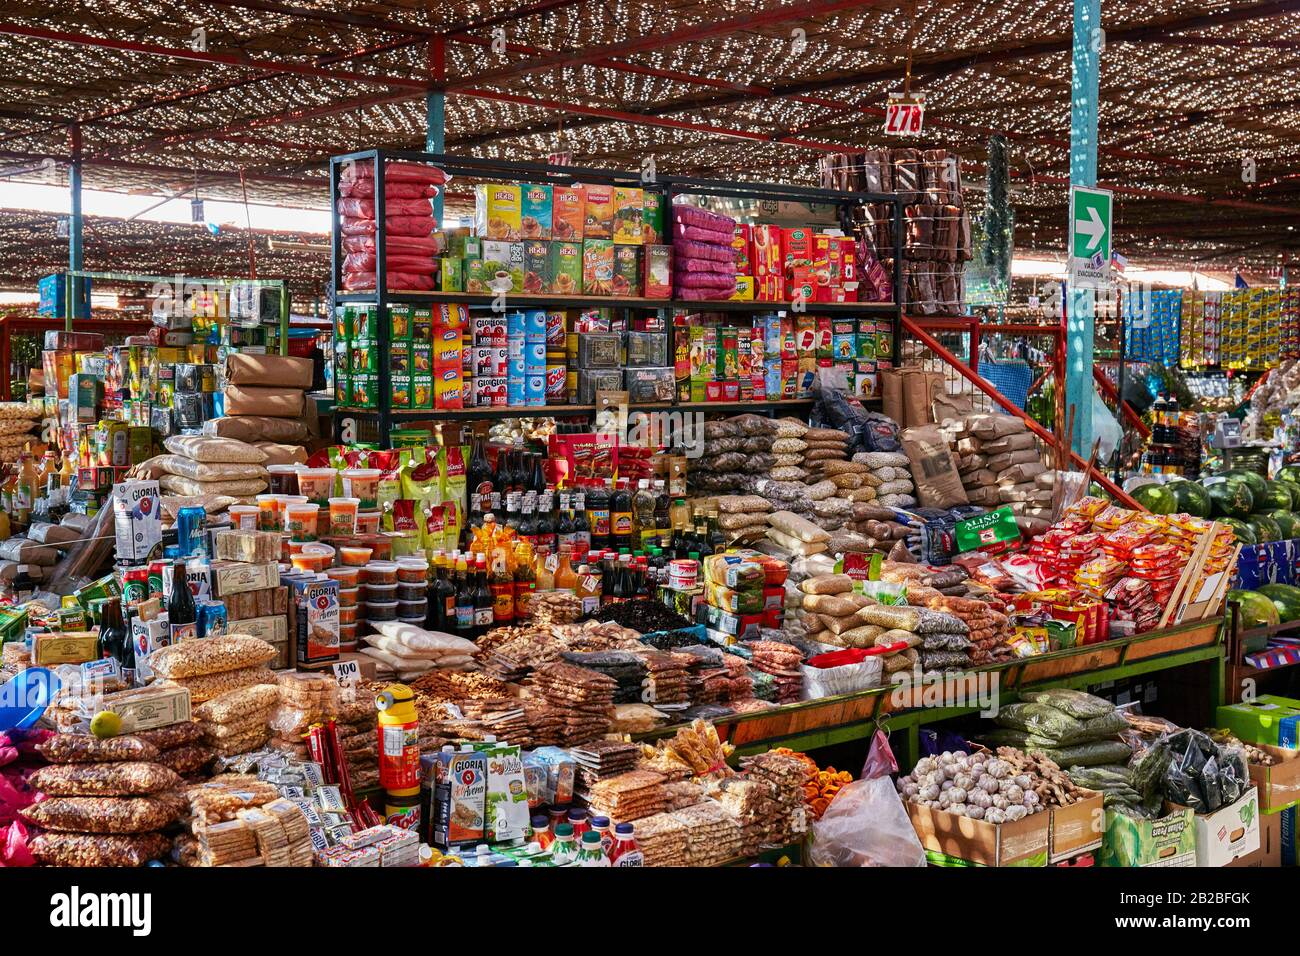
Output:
1066,0,1100,456
426,38,446,227
68,123,83,331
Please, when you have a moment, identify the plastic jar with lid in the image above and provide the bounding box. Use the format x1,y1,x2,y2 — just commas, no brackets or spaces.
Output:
228,504,260,531
325,567,360,588
328,497,361,536
365,600,399,621
342,468,383,509
290,542,334,573
363,561,398,585
295,467,338,506
337,587,359,607
255,494,286,532
338,622,358,648
396,557,429,584
265,464,301,496
362,582,398,602
397,598,428,621
396,582,428,602
339,604,359,625
340,546,373,567
356,511,381,535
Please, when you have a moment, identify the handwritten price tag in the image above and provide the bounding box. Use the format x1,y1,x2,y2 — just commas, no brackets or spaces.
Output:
331,660,361,685
883,93,925,136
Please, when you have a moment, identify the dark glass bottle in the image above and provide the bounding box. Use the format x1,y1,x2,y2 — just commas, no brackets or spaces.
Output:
473,553,494,639
167,559,197,645
610,479,633,552
536,489,558,554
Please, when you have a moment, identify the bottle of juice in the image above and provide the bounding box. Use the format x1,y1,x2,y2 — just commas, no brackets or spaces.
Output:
553,545,578,593
576,562,602,615
550,823,578,865
609,822,644,867
576,830,610,867
13,452,36,527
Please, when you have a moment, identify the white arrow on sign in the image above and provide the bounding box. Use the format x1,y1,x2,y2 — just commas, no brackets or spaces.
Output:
1076,205,1105,252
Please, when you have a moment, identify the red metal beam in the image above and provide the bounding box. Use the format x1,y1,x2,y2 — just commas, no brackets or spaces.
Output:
901,316,1145,510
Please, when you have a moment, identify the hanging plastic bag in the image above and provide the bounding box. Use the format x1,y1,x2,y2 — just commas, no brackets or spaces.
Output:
807,730,926,867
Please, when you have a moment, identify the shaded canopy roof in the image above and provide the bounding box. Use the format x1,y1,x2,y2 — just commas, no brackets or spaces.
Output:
2,0,1299,288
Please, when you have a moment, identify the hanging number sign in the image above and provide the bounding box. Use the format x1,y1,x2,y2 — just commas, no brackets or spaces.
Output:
884,92,925,136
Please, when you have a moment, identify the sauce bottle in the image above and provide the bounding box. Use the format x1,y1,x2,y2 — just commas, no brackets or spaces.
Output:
553,545,578,593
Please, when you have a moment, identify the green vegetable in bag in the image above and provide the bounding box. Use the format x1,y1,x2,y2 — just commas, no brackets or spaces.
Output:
995,702,1085,741
1018,688,1114,720
1031,739,1134,767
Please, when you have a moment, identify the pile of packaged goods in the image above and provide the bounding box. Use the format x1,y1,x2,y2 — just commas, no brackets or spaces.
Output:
672,205,739,302
0,400,45,463
337,159,448,293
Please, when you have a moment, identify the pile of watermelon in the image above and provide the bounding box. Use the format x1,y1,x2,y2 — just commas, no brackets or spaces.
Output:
1129,468,1300,546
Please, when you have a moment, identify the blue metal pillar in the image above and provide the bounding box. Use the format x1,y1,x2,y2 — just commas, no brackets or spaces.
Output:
68,123,83,331
426,38,446,227
1066,0,1100,456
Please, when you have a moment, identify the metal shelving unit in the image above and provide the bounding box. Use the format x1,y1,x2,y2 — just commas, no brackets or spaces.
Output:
329,148,905,444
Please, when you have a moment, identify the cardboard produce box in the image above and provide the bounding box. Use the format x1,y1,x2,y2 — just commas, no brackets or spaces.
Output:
1247,744,1300,814
1215,695,1300,747
1049,789,1105,862
1100,806,1196,867
907,802,1050,867
1177,787,1259,867
1226,805,1284,868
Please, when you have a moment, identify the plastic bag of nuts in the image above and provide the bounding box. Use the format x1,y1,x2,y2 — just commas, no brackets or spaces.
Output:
30,831,173,867
21,794,185,833
36,734,161,765
159,666,277,704
194,684,281,724
149,635,277,679
526,590,583,624
29,761,183,797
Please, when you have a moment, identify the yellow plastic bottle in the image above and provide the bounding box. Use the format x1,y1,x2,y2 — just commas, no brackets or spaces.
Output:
375,683,421,829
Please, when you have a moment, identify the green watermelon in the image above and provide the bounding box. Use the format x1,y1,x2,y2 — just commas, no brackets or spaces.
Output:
1218,518,1257,545
1261,481,1297,512
1170,481,1211,518
1276,464,1300,487
1249,514,1283,542
1222,469,1269,502
1228,589,1282,629
1257,584,1300,622
1131,483,1179,515
1207,479,1254,519
1270,510,1300,540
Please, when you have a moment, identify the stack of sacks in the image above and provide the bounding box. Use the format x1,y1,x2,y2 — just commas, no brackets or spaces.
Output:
714,495,772,545
846,503,912,553
194,684,279,758
765,510,830,558
358,622,478,681
24,735,185,867
143,434,269,505
731,749,811,849
338,159,447,292
672,205,738,301
793,574,871,646
769,417,810,482
632,812,689,867
690,415,776,494
135,722,213,779
927,594,1010,666
851,602,970,675
0,400,42,461
850,450,916,508
220,353,316,443
800,427,851,476
951,412,1051,534
0,513,92,586
151,634,278,704
585,769,668,822
269,673,379,791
